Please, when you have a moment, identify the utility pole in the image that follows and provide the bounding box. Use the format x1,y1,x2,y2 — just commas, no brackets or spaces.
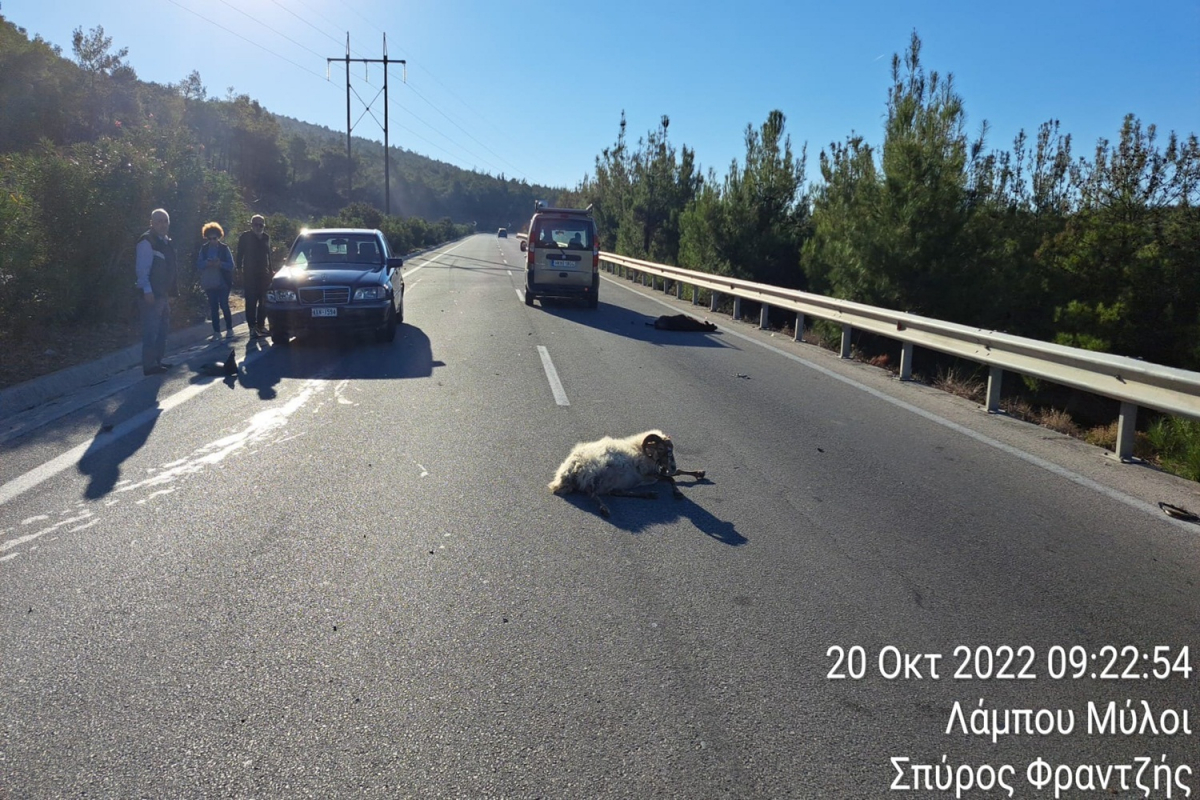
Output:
327,34,406,214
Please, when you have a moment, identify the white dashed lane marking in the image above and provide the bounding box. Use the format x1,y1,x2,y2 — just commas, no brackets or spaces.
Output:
537,346,570,407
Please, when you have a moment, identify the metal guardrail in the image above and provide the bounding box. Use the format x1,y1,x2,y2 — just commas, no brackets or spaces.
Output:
599,251,1200,461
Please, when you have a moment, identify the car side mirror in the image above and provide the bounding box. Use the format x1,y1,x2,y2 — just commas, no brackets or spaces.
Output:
387,257,403,269
520,241,527,252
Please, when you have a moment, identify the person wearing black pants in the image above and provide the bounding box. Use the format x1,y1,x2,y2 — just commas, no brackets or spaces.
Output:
236,215,272,337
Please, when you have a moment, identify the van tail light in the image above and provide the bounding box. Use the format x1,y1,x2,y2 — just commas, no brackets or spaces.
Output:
527,247,535,267
592,247,599,272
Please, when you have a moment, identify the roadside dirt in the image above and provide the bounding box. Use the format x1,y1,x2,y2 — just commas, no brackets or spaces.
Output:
0,293,247,391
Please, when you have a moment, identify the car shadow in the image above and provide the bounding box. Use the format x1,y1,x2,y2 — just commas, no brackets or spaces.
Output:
556,479,746,545
251,323,443,382
536,300,733,349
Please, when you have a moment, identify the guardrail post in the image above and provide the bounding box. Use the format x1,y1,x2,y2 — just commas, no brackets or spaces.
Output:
691,286,698,305
675,281,682,299
794,312,804,342
840,324,852,359
733,297,742,321
759,304,769,330
710,291,718,312
986,367,1002,412
1115,402,1138,461
900,342,913,381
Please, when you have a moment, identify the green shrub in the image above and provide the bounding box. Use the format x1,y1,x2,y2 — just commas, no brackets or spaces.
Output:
1145,416,1200,482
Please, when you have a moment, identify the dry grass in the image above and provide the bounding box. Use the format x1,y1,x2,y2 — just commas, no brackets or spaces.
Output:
1000,398,1036,422
931,366,986,404
1085,421,1157,461
1033,407,1082,438
803,324,841,352
0,322,141,390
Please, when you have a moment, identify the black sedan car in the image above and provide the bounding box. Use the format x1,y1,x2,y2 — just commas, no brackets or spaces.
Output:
264,228,403,344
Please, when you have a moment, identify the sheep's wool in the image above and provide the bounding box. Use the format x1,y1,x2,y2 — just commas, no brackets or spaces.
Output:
549,430,671,496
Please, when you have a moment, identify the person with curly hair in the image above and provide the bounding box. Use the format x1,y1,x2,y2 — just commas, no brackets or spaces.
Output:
196,221,235,340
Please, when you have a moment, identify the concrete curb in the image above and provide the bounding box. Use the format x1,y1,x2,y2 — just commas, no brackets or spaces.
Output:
0,309,249,419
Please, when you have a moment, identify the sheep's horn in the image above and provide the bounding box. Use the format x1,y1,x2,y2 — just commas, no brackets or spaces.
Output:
642,433,664,447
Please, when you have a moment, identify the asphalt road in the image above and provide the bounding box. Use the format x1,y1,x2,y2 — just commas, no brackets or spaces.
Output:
2,233,1198,798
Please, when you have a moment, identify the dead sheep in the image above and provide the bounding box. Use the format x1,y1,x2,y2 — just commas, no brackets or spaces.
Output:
646,314,718,332
548,430,706,517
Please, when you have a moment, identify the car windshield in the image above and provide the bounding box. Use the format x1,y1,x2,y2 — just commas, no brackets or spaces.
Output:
534,221,592,250
289,234,384,268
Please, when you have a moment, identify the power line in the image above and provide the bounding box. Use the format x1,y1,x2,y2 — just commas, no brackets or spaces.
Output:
318,0,535,180
266,0,355,53
401,80,528,179
163,0,329,84
211,0,327,62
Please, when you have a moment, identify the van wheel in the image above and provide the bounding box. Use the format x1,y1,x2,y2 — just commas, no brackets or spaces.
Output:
524,289,534,307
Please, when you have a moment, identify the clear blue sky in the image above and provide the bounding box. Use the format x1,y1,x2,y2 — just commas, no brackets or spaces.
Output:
6,0,1199,190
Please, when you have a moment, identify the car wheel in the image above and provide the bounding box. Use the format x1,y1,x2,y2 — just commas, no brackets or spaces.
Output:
376,302,397,343
396,290,404,323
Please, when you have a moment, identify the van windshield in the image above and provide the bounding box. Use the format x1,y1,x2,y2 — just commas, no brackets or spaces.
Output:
534,221,593,250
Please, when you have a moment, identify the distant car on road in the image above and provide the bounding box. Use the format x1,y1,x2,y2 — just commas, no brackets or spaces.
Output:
497,228,508,238
264,228,403,345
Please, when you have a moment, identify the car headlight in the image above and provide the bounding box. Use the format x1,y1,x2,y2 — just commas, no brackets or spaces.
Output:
353,286,387,301
267,289,297,302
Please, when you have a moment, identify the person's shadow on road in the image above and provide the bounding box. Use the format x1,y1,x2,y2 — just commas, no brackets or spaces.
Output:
77,373,168,500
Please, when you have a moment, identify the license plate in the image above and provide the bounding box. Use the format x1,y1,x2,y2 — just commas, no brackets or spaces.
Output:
550,259,572,268
312,307,337,317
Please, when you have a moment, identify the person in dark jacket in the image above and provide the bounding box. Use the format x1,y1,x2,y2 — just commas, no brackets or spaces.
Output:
134,208,178,375
236,214,272,338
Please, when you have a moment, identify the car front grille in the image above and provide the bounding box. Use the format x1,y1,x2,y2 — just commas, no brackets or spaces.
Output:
298,286,351,305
